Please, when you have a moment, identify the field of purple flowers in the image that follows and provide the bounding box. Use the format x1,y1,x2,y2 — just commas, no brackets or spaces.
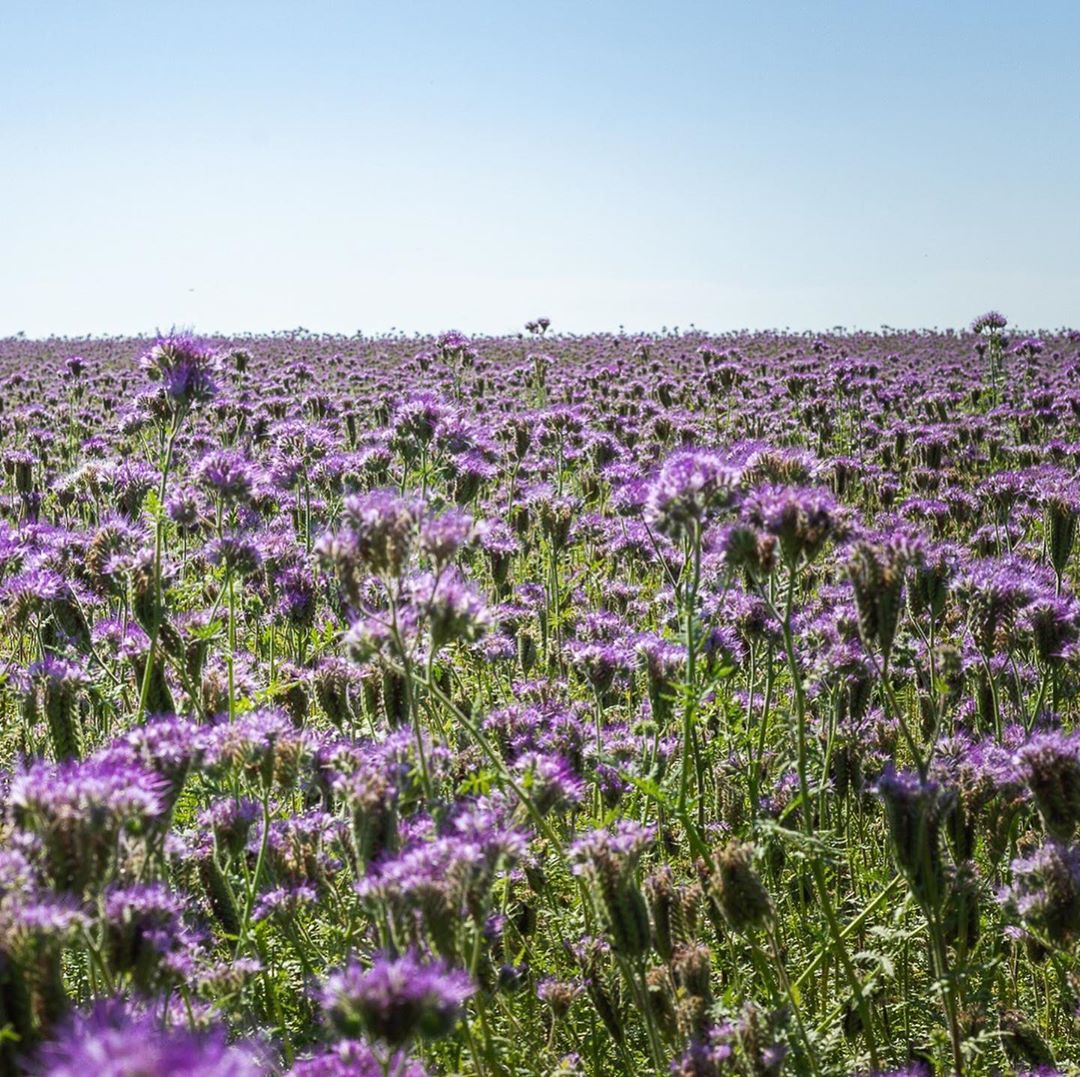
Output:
0,316,1078,1075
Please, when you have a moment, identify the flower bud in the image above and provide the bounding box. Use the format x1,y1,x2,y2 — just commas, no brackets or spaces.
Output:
708,841,772,933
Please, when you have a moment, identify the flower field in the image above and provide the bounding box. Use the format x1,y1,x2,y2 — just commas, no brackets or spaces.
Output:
2,317,1080,1074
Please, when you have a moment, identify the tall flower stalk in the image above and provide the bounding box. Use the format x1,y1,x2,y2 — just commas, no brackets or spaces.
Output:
135,336,218,720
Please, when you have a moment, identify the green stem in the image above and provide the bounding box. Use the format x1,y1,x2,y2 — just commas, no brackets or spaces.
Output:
137,417,183,722
677,520,703,818
236,786,273,956
776,564,881,1069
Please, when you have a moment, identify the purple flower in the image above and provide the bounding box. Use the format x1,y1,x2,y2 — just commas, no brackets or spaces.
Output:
30,999,269,1076
324,488,421,581
405,568,491,651
3,894,88,951
874,766,951,908
958,557,1038,657
1000,841,1080,946
570,822,654,957
971,311,1007,333
513,751,585,815
671,1031,735,1075
846,531,922,660
1011,336,1045,358
644,449,739,538
1016,732,1080,840
139,334,219,412
564,637,635,695
319,951,474,1046
1022,594,1080,666
419,507,474,567
26,655,88,761
10,757,168,893
536,977,584,1018
207,532,263,577
195,449,254,502
275,564,317,628
102,883,188,988
198,796,262,858
354,798,524,941
165,486,204,530
636,632,685,684
252,883,319,924
291,1041,427,1076
390,392,454,452
1,568,83,626
203,707,303,787
746,483,841,566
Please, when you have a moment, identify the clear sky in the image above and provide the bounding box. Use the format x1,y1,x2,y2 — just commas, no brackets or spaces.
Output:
2,1,1078,337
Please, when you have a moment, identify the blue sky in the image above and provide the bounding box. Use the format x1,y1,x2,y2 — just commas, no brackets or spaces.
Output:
1,1,1078,336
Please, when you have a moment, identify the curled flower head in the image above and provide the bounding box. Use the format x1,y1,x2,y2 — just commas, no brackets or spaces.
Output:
419,508,474,567
406,569,491,652
1022,595,1080,668
1000,840,1080,947
207,533,263,578
971,310,1007,333
334,489,421,580
390,392,454,453
10,757,167,894
707,840,772,933
570,822,654,957
195,449,254,503
958,558,1038,658
319,951,474,1047
139,335,219,412
644,450,738,539
747,484,841,567
30,998,269,1076
875,766,952,909
1016,733,1080,841
846,531,922,661
102,883,188,989
513,752,584,816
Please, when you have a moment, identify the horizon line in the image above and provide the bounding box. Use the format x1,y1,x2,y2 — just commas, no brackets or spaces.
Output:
2,322,1075,344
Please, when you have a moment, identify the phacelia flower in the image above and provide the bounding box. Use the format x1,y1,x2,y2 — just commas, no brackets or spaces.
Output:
30,999,268,1076
319,951,474,1047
